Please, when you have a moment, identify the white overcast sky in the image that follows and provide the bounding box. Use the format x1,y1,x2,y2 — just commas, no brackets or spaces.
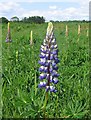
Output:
0,0,90,21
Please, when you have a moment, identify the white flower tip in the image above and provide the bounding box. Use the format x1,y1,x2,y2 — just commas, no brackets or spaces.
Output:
47,22,53,36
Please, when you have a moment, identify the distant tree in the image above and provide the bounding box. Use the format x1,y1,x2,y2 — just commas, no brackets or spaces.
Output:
21,16,45,24
0,17,9,23
50,20,55,22
22,17,27,22
10,16,19,22
55,20,60,23
82,20,86,22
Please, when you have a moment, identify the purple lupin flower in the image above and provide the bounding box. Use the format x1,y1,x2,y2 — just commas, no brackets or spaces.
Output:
38,22,59,93
5,22,12,43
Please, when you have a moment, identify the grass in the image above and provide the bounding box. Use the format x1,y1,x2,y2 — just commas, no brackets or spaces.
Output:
1,22,90,118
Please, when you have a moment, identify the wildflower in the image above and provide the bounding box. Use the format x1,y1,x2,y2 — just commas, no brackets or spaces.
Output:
5,22,12,43
30,30,33,45
65,25,68,37
38,22,59,93
78,24,81,35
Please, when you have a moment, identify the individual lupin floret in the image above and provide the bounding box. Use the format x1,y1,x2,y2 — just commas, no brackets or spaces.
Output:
38,81,47,88
38,22,59,93
39,73,47,80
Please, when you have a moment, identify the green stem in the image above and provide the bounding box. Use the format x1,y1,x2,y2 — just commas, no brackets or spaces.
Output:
8,42,10,52
31,46,37,96
35,71,37,95
56,95,58,117
42,92,48,118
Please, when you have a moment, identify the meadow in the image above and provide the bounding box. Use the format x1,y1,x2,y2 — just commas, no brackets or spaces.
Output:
2,22,90,118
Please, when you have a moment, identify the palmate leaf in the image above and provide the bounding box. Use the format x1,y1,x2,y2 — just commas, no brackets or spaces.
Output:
67,98,88,118
20,106,37,118
46,102,54,110
59,91,89,118
20,96,45,118
73,110,89,118
14,98,27,107
20,86,46,116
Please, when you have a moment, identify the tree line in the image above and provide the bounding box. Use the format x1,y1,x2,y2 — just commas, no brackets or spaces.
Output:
0,16,89,24
0,16,45,24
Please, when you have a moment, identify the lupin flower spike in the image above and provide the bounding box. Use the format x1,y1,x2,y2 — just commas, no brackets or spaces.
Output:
30,30,33,45
65,25,68,37
86,28,88,37
5,22,12,43
38,22,59,93
78,24,81,35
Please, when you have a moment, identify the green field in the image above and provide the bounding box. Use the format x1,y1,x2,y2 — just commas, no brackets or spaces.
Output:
2,22,90,118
